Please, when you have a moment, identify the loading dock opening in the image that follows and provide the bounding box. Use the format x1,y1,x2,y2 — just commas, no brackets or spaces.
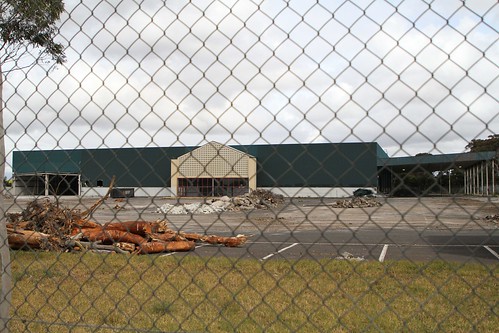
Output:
14,173,80,196
111,188,135,198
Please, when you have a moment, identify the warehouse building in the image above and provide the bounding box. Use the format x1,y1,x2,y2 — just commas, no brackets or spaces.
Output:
12,141,497,197
12,141,384,197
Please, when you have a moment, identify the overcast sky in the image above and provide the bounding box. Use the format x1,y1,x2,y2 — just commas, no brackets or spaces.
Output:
2,0,498,174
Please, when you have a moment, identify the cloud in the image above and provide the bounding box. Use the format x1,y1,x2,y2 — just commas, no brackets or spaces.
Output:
2,0,498,175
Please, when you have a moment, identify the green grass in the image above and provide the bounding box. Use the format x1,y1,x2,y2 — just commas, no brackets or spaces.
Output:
4,251,498,332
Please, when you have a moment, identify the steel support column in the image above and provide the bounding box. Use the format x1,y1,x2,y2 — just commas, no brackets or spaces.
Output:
44,174,49,196
481,161,484,196
493,159,496,195
464,168,468,194
485,161,489,196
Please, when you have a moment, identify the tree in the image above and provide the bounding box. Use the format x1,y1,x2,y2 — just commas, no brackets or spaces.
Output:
465,134,499,152
0,1,65,330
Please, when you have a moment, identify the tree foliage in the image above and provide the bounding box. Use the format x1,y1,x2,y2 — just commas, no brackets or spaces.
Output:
0,2,66,331
0,0,65,65
465,134,499,153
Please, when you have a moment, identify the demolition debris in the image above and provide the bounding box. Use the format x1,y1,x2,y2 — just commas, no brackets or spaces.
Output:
484,214,499,225
5,180,249,254
6,199,248,254
335,251,365,261
156,189,285,215
330,197,382,208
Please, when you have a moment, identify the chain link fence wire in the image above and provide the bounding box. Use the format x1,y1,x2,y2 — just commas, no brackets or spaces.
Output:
1,0,498,332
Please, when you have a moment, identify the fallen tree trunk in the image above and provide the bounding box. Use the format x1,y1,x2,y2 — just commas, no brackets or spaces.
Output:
80,229,147,246
7,228,50,250
180,233,248,247
101,220,168,237
180,232,203,241
218,235,248,247
138,240,195,254
149,231,182,242
74,219,100,229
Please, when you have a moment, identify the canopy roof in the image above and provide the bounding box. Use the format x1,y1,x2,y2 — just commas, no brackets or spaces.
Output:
378,151,497,172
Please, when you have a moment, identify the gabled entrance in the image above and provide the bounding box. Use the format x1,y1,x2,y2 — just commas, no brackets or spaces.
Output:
171,142,257,197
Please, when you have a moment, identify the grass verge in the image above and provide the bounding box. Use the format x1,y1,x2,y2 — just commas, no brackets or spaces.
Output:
5,251,498,332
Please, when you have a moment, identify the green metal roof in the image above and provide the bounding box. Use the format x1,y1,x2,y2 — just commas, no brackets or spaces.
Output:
378,151,497,172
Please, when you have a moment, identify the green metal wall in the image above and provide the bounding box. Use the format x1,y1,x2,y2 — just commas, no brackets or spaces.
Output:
13,142,381,188
80,147,191,187
13,150,82,174
236,142,379,187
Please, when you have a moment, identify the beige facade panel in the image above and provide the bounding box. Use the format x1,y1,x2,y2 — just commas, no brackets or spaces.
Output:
248,156,257,191
171,142,257,196
177,142,251,178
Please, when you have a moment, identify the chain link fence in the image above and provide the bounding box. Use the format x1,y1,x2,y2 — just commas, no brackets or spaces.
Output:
1,0,498,332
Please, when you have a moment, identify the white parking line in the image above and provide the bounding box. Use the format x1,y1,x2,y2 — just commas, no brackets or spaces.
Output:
261,243,299,261
484,246,499,260
379,244,389,262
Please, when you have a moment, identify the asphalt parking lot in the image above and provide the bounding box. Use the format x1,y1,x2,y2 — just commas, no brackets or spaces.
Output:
182,228,499,264
7,195,499,263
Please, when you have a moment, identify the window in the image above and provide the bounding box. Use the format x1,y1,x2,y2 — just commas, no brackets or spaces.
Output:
178,178,249,197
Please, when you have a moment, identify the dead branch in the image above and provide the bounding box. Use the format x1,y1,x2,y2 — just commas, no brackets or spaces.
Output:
80,176,116,219
66,240,132,254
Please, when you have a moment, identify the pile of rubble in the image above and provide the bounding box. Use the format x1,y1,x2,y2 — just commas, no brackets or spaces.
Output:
6,196,248,255
156,189,284,215
335,251,365,261
156,201,227,215
484,214,499,225
330,196,382,208
247,189,285,206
